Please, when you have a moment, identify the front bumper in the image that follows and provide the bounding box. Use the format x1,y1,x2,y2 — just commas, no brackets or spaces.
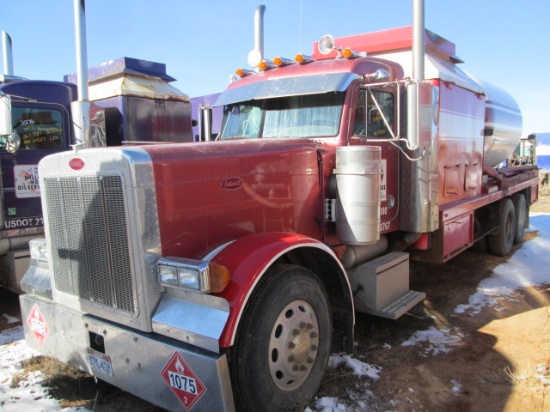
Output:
20,294,235,411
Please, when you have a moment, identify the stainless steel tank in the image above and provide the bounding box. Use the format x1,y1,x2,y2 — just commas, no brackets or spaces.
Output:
335,146,382,245
470,75,523,168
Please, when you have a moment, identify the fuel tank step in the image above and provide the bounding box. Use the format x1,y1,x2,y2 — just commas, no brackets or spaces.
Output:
347,251,426,320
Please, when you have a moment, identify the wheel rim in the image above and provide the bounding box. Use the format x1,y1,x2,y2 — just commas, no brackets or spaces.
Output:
268,300,319,391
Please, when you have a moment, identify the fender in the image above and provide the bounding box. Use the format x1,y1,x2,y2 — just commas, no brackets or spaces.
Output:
209,232,353,348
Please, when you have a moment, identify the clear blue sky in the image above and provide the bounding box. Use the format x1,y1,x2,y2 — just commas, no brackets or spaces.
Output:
2,0,549,135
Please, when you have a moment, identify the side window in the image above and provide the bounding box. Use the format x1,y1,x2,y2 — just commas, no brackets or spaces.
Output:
12,107,64,150
221,104,261,139
353,90,367,136
353,89,394,138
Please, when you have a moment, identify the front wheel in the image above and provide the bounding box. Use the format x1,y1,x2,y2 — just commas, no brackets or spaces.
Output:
230,264,332,412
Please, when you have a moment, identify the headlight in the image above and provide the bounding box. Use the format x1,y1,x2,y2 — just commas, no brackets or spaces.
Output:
158,257,210,293
29,238,48,262
158,264,178,286
177,266,203,290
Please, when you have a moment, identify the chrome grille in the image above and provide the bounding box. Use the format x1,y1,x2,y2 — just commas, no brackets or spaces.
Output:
44,175,135,313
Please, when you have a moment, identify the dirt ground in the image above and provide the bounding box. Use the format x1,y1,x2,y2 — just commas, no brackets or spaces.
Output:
1,197,549,411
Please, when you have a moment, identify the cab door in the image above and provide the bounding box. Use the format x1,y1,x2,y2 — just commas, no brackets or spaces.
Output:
348,85,400,233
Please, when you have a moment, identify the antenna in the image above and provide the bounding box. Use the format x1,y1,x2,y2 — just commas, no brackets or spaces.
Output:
299,0,303,52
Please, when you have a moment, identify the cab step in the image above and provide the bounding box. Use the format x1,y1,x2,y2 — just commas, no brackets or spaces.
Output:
347,251,426,320
363,289,425,320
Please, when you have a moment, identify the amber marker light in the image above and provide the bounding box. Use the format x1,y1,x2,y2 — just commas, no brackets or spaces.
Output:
273,56,294,67
208,262,231,293
342,48,361,59
257,59,276,71
294,53,315,64
235,68,254,77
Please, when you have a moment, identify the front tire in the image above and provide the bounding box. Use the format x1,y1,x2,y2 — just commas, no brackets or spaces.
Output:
230,264,332,412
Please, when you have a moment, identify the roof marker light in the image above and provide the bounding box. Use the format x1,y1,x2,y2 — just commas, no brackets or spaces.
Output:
235,68,255,77
258,59,276,71
273,56,295,67
342,48,361,59
294,53,315,64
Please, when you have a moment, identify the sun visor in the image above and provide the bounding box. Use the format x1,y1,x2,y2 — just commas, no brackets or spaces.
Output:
215,72,359,107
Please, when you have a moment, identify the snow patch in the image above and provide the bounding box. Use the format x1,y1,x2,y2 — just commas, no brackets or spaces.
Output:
0,326,90,412
401,326,464,356
454,215,550,315
328,354,381,380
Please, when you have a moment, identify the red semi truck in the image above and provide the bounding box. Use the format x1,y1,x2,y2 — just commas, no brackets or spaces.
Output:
18,24,538,412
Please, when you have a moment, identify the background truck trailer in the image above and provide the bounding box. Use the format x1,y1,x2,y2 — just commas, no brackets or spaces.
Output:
18,9,538,412
0,39,194,292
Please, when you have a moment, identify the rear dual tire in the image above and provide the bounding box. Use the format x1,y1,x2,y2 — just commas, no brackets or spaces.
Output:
488,198,515,256
512,193,527,244
487,194,527,256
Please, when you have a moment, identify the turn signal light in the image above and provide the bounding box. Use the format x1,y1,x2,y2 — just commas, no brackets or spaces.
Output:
208,262,231,293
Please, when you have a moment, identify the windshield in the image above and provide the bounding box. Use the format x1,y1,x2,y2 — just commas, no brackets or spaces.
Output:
11,106,64,150
219,92,344,140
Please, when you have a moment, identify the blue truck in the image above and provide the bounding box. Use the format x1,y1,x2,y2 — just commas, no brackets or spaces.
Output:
0,56,195,291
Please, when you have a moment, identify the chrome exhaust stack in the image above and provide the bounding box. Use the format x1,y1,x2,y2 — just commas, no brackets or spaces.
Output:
71,0,91,148
254,5,266,59
1,31,14,76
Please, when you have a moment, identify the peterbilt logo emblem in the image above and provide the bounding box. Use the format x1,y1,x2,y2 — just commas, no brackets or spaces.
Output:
222,177,243,190
69,158,85,170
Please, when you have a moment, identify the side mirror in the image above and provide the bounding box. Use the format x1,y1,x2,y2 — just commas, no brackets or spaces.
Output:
6,131,20,153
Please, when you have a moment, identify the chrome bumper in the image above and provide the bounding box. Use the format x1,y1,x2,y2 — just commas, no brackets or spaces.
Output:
20,294,235,411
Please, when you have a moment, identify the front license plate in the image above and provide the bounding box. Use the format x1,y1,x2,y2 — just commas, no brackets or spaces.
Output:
87,348,114,377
